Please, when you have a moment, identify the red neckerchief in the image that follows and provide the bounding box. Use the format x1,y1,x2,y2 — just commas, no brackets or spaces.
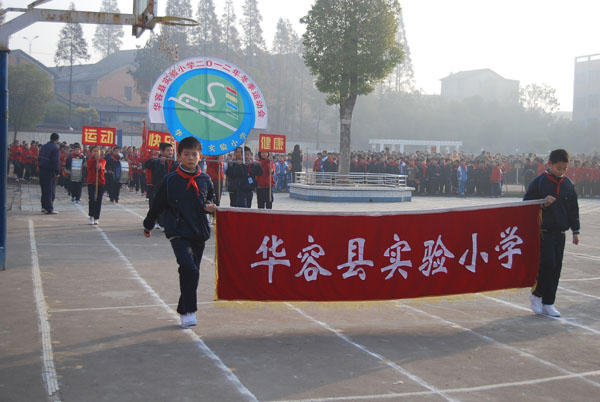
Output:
176,166,201,196
544,171,565,197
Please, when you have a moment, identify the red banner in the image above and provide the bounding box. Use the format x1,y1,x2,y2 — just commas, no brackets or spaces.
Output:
216,202,542,301
259,133,286,153
82,126,116,146
147,130,176,150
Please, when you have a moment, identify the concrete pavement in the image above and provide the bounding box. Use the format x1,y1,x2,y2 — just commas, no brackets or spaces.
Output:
1,180,599,402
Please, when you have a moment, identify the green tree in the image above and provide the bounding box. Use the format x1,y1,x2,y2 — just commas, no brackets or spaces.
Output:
54,2,90,128
221,0,242,58
273,18,299,55
242,0,266,58
519,83,560,114
92,0,124,58
8,63,53,141
194,0,221,54
301,0,403,174
43,103,99,130
131,33,177,100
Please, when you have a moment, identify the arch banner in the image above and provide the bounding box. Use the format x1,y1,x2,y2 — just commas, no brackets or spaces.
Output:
148,57,268,155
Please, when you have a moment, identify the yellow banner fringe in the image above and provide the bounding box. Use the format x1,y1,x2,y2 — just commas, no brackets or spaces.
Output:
211,288,530,310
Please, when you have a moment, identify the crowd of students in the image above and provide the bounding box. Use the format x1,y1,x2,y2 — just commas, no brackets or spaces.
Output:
8,140,600,205
308,149,600,198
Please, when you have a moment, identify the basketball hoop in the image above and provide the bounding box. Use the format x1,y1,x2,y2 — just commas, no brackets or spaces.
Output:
150,16,199,28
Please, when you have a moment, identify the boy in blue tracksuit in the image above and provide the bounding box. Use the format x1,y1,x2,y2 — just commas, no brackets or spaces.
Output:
523,149,580,317
143,137,216,329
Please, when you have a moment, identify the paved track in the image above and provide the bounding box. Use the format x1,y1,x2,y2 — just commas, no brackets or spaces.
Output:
2,182,599,402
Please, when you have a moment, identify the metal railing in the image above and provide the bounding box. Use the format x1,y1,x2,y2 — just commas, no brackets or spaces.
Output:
294,172,409,188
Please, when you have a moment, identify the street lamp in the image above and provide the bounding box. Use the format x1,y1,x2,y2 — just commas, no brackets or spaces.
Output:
23,35,39,55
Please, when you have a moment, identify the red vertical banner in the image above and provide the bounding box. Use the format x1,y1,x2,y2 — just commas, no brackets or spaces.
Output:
216,202,542,301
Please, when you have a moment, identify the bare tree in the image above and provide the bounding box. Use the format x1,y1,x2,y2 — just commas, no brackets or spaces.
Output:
54,2,90,128
520,83,560,114
194,0,221,54
242,0,266,58
92,0,124,58
220,0,242,58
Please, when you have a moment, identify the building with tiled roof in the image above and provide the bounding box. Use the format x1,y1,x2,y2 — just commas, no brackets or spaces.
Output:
440,68,519,105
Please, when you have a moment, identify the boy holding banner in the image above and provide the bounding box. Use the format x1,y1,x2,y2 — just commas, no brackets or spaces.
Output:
143,137,216,329
524,149,580,317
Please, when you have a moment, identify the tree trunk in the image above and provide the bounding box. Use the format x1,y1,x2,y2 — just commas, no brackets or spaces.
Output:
338,94,357,175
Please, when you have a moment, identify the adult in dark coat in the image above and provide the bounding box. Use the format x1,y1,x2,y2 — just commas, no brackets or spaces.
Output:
290,144,303,182
37,133,60,214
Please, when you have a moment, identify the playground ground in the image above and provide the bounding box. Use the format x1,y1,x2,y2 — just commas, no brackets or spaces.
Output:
1,180,599,402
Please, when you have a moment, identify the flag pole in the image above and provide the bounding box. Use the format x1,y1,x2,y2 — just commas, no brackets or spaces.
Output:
268,153,272,204
218,157,222,206
94,155,99,200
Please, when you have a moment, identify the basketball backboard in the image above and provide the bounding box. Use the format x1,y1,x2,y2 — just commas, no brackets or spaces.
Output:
132,0,156,38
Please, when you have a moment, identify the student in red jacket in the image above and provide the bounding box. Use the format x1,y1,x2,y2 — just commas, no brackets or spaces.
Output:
22,143,36,181
86,146,106,225
205,155,225,206
490,162,503,197
9,141,23,180
256,151,275,209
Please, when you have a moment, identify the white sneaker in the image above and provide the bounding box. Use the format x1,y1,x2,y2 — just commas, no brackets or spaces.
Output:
542,304,561,317
94,219,99,225
88,217,94,225
180,314,191,329
529,294,542,315
186,313,197,327
180,313,197,328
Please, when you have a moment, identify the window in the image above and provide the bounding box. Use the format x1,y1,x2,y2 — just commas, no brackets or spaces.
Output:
124,86,132,101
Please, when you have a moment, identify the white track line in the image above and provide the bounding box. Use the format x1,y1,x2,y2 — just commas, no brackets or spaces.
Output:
29,220,61,400
558,286,600,301
267,370,600,402
561,277,600,282
565,252,600,262
482,295,600,335
577,243,600,250
285,303,459,402
396,302,600,389
116,203,145,219
50,301,218,313
75,205,258,402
